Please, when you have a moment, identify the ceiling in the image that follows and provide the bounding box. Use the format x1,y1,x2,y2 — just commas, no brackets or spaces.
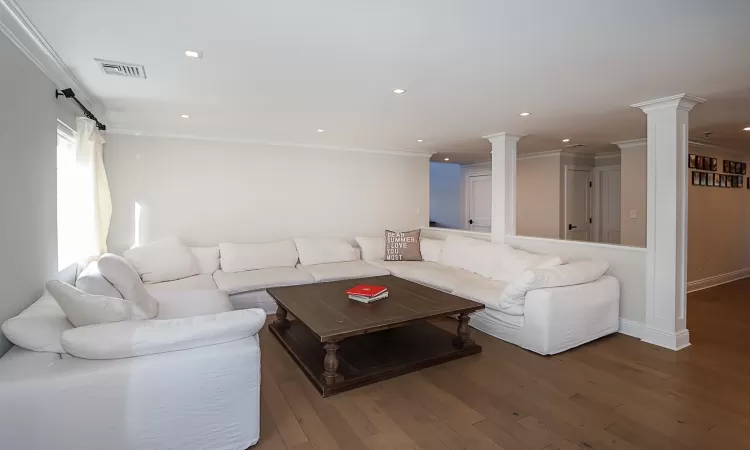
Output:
14,0,750,164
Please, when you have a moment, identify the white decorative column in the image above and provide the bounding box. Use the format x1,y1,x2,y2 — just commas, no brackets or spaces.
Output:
631,94,705,350
483,133,522,243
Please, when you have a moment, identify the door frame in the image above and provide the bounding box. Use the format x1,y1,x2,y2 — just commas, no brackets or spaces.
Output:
592,165,621,243
563,165,593,241
464,170,492,231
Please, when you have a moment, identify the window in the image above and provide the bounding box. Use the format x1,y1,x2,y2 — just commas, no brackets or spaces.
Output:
56,121,96,270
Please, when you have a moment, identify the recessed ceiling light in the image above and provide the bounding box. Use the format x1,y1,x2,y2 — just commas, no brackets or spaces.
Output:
744,127,750,131
180,114,190,119
393,88,406,94
417,139,424,143
185,50,203,59
317,129,324,132
562,138,570,143
444,158,450,161
519,112,531,117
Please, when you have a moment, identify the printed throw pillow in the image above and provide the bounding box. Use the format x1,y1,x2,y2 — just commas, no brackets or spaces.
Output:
385,230,422,261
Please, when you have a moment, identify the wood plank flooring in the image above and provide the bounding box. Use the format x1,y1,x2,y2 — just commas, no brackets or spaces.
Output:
253,278,750,450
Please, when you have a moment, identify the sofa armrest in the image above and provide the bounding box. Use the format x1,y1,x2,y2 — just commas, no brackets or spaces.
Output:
61,308,266,359
523,275,620,354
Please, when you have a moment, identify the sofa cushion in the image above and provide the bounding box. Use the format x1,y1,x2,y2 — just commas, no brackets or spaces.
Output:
189,246,220,274
370,260,481,292
503,260,610,302
152,289,234,320
219,240,299,273
439,235,511,278
451,277,510,311
46,280,150,327
97,253,159,319
61,309,267,359
76,261,123,298
294,238,358,266
420,238,444,263
355,236,385,261
213,267,315,294
1,293,72,353
489,248,564,282
125,236,200,283
145,274,218,293
301,261,390,283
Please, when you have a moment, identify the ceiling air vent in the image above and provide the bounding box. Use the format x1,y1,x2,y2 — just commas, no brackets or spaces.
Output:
95,59,146,79
563,143,587,149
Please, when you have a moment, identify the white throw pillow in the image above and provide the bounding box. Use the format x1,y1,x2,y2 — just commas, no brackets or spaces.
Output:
294,238,358,266
439,235,512,278
46,280,150,327
61,309,267,359
1,293,73,353
125,236,200,283
190,246,220,274
97,254,159,319
219,240,299,272
490,248,564,282
420,238,444,263
76,261,123,298
355,236,385,261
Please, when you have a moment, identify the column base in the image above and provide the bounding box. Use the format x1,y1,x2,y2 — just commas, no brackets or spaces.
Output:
641,327,690,351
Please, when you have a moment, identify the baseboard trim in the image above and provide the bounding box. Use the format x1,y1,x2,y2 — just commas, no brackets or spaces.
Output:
641,326,691,351
618,318,644,339
687,267,750,293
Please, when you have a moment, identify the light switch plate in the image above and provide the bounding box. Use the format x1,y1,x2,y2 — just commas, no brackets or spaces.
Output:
629,210,637,219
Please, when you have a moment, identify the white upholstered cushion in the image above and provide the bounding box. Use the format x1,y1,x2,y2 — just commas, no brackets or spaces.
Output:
301,261,390,282
145,274,218,292
420,238,444,263
1,293,72,353
489,247,564,282
61,309,266,359
355,236,385,261
213,268,315,294
189,246,220,275
124,236,200,283
370,260,481,292
294,238,358,266
152,290,234,320
46,281,149,327
76,261,123,298
219,240,299,272
439,235,512,278
451,278,510,311
97,253,159,319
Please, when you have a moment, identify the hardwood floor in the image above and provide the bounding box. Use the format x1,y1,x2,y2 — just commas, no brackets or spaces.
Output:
254,279,750,450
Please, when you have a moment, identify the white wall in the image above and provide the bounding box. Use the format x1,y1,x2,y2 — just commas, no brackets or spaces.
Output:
517,154,561,239
429,162,463,229
0,33,69,354
105,134,430,252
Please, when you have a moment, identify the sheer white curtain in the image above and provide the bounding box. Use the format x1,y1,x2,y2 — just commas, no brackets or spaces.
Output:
74,117,112,259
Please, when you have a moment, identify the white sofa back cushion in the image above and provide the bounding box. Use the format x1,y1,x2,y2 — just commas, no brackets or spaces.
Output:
439,235,511,278
219,241,299,272
190,246,220,274
124,236,200,283
490,248,564,282
294,238,358,266
76,261,123,298
355,237,385,261
420,238,444,263
46,281,150,327
97,254,159,319
61,309,266,359
1,293,73,353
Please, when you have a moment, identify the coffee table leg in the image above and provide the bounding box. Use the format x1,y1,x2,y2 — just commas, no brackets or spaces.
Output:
323,341,340,385
275,303,290,329
454,313,471,348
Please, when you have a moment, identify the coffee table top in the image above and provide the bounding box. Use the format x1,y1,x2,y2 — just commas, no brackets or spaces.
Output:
267,275,484,342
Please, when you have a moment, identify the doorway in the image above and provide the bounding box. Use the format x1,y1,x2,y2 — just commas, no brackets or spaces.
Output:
467,174,492,232
564,166,592,241
593,166,621,244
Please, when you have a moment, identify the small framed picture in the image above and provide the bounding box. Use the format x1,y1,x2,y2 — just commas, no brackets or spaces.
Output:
732,175,738,188
691,171,699,185
721,174,727,187
707,173,714,187
742,163,747,175
712,158,718,172
697,156,704,170
714,173,721,186
724,160,730,172
701,172,708,186
688,154,696,169
740,176,744,188
730,161,737,173
747,177,750,189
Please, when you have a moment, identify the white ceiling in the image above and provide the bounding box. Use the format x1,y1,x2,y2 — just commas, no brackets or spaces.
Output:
14,0,750,163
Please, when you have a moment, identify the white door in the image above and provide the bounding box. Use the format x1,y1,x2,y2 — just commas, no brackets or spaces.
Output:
468,174,492,232
565,167,592,241
597,168,621,244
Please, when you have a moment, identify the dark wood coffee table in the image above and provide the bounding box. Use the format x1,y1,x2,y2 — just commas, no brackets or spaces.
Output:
267,275,484,397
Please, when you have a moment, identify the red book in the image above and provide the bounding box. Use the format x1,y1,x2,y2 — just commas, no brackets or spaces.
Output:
346,285,388,298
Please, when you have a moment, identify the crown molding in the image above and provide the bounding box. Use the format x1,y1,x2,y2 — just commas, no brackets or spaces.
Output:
613,138,647,150
482,132,524,144
688,139,743,155
517,149,564,161
631,93,706,113
0,0,103,116
594,151,621,160
106,129,436,158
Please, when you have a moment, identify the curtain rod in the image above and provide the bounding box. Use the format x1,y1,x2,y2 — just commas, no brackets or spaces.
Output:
55,88,106,131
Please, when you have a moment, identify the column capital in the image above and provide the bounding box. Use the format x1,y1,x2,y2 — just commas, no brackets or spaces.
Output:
613,138,646,150
631,93,706,114
482,132,523,145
